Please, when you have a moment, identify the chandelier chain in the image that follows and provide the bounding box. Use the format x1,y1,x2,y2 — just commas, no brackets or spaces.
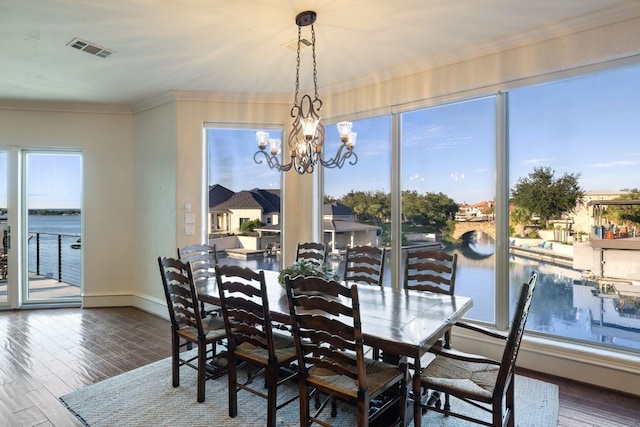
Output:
294,25,302,106
311,24,318,100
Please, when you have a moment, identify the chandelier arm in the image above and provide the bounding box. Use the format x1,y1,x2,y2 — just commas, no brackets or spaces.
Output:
346,151,358,166
254,150,295,172
288,113,303,152
295,154,315,174
318,146,358,169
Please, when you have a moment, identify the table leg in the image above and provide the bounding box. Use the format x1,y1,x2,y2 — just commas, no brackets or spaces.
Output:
379,351,414,427
413,356,422,426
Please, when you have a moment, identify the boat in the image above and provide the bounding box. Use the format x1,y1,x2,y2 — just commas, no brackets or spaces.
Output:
71,238,81,249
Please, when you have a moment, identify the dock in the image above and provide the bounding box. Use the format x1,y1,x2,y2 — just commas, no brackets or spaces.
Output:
224,248,266,260
509,245,573,268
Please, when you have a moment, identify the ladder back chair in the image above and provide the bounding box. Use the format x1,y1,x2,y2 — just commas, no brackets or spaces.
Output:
343,245,387,360
343,245,386,287
177,244,219,316
420,271,538,427
157,256,227,403
215,264,299,427
285,275,407,427
296,242,328,267
404,249,458,348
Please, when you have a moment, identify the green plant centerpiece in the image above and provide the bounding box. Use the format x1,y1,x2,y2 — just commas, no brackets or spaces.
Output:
277,259,339,286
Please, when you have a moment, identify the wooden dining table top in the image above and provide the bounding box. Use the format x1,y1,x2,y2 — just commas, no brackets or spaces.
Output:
197,269,473,361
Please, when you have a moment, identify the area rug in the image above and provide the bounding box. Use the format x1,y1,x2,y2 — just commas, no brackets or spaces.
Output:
60,353,559,426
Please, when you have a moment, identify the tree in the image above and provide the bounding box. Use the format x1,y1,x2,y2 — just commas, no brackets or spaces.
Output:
340,190,390,223
401,190,458,230
239,218,264,234
604,188,640,226
510,166,584,228
341,191,372,221
510,206,532,237
323,194,337,204
368,190,391,223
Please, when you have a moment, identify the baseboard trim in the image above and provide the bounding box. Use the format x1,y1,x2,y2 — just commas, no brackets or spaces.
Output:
81,292,167,320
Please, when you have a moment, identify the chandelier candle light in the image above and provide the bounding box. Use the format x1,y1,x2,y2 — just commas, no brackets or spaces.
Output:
254,11,358,174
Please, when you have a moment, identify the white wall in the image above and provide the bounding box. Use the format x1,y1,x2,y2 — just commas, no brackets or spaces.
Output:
131,101,178,315
0,103,135,306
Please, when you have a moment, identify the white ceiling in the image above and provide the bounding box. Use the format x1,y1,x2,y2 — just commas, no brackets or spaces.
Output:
2,0,639,106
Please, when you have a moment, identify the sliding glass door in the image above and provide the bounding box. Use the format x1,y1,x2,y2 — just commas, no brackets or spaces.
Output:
0,151,7,305
24,151,82,303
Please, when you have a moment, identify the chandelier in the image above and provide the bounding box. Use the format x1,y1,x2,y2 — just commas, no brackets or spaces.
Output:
254,11,358,174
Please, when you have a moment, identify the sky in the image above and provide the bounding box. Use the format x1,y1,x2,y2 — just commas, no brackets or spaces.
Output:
2,63,638,210
327,64,640,203
208,63,640,204
0,152,82,210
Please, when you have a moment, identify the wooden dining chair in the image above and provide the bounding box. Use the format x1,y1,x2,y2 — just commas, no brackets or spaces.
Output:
157,256,228,403
284,275,407,427
342,245,387,360
343,245,386,287
404,249,458,348
420,271,538,427
296,242,327,267
177,244,219,316
214,264,299,427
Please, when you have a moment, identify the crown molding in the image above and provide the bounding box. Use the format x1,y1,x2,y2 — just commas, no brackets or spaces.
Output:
0,99,131,114
131,90,291,114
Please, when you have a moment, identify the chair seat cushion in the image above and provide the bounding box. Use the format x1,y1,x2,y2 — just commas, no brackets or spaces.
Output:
234,332,297,365
420,356,499,401
308,355,404,399
178,315,227,343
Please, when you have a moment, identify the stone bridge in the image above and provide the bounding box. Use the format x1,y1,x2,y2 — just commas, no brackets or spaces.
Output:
452,220,496,240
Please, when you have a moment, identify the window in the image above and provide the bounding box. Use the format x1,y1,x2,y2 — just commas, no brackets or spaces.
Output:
315,63,640,354
207,126,282,271
401,97,497,322
508,65,640,351
323,116,391,281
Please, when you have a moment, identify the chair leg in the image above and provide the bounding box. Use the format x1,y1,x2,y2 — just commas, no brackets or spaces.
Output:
299,381,310,427
441,331,452,413
443,394,451,412
171,332,180,388
444,330,451,349
228,356,238,417
372,347,380,360
266,363,278,427
357,396,369,427
197,342,206,403
505,379,515,427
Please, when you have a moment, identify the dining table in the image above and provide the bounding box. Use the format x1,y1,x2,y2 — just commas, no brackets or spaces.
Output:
197,269,473,426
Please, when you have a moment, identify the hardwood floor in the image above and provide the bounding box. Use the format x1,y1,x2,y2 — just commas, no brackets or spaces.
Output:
0,307,638,426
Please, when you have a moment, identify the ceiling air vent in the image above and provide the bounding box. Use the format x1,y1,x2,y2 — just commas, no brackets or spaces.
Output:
67,38,114,58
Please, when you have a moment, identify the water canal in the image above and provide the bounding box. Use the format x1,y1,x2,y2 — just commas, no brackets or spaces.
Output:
221,231,640,352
